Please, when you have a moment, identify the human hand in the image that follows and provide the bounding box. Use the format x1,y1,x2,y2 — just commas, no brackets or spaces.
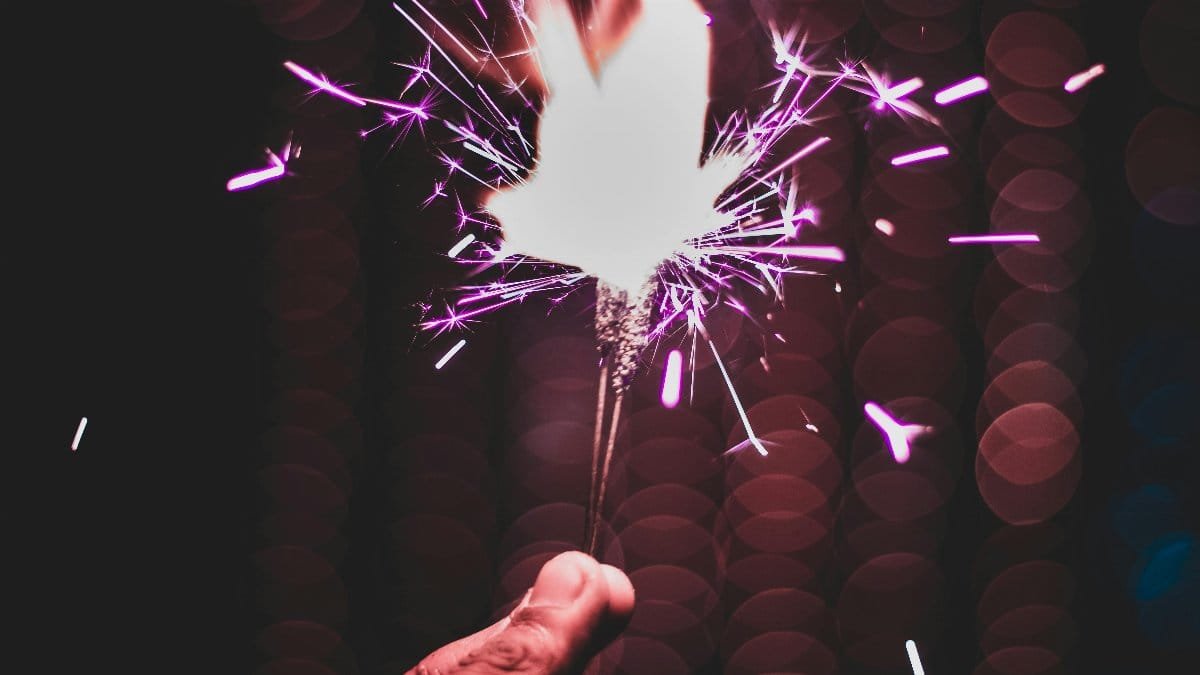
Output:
408,551,635,674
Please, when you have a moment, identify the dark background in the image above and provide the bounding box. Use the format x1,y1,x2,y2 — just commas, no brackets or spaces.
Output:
29,1,1197,673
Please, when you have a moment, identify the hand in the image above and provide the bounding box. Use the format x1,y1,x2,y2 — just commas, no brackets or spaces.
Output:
408,551,635,674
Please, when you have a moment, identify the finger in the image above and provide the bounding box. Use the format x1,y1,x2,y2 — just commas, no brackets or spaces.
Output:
411,551,632,675
406,590,533,674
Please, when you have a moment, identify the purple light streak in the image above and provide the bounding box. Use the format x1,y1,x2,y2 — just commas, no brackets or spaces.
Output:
873,77,924,110
890,145,950,166
1064,63,1105,93
226,150,285,192
948,233,1040,244
934,75,988,105
661,349,684,409
863,402,928,464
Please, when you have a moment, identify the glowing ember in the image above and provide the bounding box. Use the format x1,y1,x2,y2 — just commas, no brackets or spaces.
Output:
948,233,1040,244
435,339,467,369
863,402,929,464
891,145,950,166
1064,63,1105,93
71,416,88,452
934,75,988,105
661,349,684,408
905,640,926,675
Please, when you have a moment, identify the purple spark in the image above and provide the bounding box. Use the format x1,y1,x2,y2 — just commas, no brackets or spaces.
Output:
661,349,684,409
873,77,924,110
1064,63,1105,93
226,149,286,192
934,75,988,105
890,145,950,166
948,233,1040,245
863,402,928,464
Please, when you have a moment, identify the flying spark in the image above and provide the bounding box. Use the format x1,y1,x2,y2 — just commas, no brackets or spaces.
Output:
661,349,684,408
71,416,88,451
863,402,929,463
435,339,467,369
447,233,477,258
227,148,287,192
873,77,924,110
1064,63,1105,93
905,640,926,675
875,218,895,236
948,233,1040,245
891,145,950,166
934,75,988,105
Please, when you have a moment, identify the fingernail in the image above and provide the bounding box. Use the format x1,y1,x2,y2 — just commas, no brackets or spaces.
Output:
528,553,589,608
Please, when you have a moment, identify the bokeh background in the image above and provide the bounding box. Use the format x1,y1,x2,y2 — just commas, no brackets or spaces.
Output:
37,0,1197,673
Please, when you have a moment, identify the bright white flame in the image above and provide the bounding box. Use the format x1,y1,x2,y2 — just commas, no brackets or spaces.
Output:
484,0,745,293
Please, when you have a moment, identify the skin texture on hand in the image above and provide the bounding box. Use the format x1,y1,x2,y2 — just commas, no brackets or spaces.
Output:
407,551,635,675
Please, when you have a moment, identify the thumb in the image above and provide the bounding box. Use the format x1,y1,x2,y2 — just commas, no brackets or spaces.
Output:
410,551,634,675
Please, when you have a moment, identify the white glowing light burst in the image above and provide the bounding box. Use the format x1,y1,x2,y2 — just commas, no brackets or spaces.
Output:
485,0,746,294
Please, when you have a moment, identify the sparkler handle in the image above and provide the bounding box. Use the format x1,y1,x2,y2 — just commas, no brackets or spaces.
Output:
586,357,610,546
587,390,624,557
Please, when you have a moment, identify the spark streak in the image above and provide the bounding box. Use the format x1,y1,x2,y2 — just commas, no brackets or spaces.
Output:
661,349,684,409
435,339,467,369
890,145,950,166
948,233,1040,244
934,75,988,105
226,150,285,192
448,234,476,257
905,640,926,675
873,77,924,109
863,402,928,463
1064,63,1105,93
71,416,88,452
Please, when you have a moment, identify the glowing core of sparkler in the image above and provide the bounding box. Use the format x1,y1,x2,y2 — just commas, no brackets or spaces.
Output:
484,0,744,294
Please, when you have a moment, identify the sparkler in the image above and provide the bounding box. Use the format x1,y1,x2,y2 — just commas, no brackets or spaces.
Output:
271,0,960,554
